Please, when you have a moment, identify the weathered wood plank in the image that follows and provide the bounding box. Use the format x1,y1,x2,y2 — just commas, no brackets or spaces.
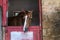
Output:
0,7,2,40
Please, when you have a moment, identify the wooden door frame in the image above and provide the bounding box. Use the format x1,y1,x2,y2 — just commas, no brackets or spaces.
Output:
2,0,42,40
2,0,42,27
0,6,3,40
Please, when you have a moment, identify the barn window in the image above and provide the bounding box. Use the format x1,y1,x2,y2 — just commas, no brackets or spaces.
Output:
8,0,40,26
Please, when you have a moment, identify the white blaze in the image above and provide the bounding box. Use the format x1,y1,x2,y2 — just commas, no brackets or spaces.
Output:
23,15,28,31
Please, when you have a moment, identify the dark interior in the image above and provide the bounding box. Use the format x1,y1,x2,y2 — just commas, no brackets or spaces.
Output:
8,0,40,26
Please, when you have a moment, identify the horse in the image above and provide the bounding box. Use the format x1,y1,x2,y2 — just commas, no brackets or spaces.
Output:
8,10,32,32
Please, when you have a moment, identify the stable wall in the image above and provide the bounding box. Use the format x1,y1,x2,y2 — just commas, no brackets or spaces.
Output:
42,0,60,40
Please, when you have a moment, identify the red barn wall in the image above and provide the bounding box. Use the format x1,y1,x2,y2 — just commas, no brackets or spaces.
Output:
0,0,2,6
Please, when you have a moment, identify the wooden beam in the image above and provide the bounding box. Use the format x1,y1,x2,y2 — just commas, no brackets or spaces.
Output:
0,7,2,40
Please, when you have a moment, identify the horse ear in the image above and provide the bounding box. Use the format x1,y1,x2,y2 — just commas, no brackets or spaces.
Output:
30,11,33,17
29,10,33,13
28,11,33,18
31,11,33,13
31,10,33,13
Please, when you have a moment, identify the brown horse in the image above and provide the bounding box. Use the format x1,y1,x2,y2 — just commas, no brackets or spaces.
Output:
8,11,25,26
8,10,32,32
23,11,32,32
